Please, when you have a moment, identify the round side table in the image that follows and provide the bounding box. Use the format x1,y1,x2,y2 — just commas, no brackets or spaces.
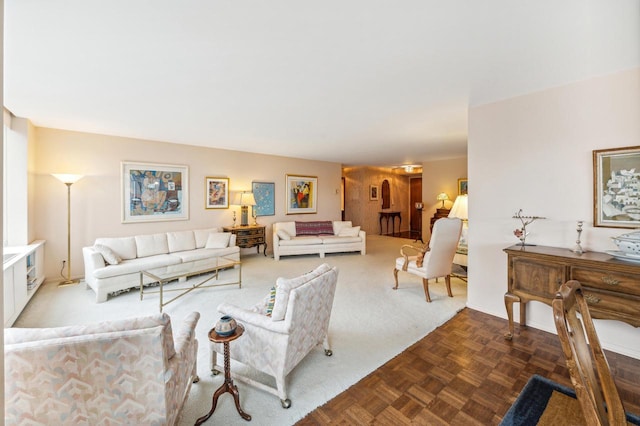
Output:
195,324,251,424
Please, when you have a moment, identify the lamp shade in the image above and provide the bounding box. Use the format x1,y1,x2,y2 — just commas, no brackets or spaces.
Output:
52,174,83,184
436,192,449,202
448,194,468,220
240,192,256,206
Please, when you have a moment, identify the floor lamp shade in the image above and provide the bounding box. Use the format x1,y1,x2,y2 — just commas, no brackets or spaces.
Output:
52,174,83,285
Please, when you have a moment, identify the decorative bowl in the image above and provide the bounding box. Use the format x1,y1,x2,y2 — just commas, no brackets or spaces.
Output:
214,315,237,337
611,232,640,256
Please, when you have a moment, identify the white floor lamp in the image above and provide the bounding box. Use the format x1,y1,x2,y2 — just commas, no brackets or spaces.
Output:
52,173,83,286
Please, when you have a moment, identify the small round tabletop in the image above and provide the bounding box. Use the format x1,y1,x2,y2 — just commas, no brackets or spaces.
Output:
208,323,244,344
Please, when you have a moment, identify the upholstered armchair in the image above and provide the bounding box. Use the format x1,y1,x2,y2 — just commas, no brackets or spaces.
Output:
393,217,462,302
5,312,200,425
211,263,338,408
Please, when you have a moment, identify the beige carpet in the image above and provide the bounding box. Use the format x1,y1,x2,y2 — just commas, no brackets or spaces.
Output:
13,234,467,425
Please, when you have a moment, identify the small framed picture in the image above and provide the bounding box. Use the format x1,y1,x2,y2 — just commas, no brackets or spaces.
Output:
458,178,468,195
205,177,230,209
593,146,640,228
370,185,379,201
286,174,317,214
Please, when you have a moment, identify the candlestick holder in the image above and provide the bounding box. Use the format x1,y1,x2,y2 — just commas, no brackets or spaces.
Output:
572,221,585,254
512,209,546,246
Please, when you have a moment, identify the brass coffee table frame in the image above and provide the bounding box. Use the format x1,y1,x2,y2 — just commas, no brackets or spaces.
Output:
140,256,241,312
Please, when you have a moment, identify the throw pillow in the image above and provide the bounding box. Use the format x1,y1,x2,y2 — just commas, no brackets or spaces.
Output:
337,226,360,237
277,229,291,240
205,232,231,249
295,221,334,236
265,286,277,316
93,244,122,265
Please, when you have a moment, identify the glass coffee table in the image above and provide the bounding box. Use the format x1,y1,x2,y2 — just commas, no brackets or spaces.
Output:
140,256,241,311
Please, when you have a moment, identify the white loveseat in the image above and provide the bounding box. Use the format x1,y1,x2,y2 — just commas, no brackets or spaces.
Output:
83,228,239,302
272,220,366,261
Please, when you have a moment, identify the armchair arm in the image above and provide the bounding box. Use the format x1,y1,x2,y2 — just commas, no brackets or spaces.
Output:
173,312,200,357
399,244,428,271
217,303,291,335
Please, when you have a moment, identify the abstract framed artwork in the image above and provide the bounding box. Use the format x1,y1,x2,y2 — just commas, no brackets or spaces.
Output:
122,161,189,223
205,177,230,209
458,178,468,195
286,174,317,214
252,181,275,216
593,146,640,228
369,185,379,201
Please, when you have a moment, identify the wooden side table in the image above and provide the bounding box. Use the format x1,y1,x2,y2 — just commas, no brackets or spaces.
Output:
195,325,251,424
223,225,267,256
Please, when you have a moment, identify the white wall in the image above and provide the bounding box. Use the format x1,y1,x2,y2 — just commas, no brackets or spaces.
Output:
468,68,640,358
33,127,343,282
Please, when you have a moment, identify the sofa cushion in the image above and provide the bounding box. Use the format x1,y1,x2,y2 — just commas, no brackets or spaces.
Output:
93,244,122,265
295,221,334,236
135,233,170,258
93,254,180,279
94,237,137,260
167,231,196,253
321,235,362,244
276,222,297,237
337,226,361,237
271,263,332,321
194,228,222,248
278,236,323,246
276,229,292,240
170,246,239,263
205,232,231,249
332,221,353,235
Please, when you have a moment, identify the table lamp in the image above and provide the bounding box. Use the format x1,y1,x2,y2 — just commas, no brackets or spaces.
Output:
436,192,450,209
239,192,256,226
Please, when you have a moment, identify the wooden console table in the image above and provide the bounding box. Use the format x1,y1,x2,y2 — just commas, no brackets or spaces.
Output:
224,225,267,256
379,211,401,236
504,244,640,339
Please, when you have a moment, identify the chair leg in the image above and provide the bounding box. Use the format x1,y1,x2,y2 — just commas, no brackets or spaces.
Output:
422,278,432,302
393,268,399,290
445,275,453,297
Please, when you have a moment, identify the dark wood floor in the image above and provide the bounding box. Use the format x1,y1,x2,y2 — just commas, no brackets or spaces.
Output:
298,308,640,425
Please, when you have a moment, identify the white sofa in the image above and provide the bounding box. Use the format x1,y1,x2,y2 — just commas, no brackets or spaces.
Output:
83,228,239,302
272,220,366,261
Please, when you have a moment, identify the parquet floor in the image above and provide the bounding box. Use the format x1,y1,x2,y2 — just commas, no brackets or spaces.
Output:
298,308,640,425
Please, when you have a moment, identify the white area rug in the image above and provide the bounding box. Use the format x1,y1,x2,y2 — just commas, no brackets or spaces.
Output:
14,235,467,425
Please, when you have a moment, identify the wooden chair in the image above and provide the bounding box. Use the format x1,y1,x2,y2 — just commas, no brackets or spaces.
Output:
393,217,462,302
552,280,629,425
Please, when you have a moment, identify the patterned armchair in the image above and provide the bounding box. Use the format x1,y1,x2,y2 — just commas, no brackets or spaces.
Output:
4,312,200,425
211,263,338,408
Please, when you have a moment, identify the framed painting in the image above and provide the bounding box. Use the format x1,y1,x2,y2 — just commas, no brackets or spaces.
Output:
122,161,189,223
286,174,317,214
252,181,275,216
369,184,379,201
205,177,230,209
593,146,640,228
458,178,468,195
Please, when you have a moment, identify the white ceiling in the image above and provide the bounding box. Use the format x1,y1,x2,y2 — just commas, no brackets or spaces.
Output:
4,1,639,167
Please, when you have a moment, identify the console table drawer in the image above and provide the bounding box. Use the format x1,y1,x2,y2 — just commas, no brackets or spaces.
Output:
572,267,640,297
581,288,640,327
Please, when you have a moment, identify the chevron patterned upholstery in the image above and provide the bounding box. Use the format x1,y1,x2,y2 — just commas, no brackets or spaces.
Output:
211,263,338,407
4,312,200,425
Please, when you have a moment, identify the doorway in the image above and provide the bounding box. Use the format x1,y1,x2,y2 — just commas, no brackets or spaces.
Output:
409,177,423,241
